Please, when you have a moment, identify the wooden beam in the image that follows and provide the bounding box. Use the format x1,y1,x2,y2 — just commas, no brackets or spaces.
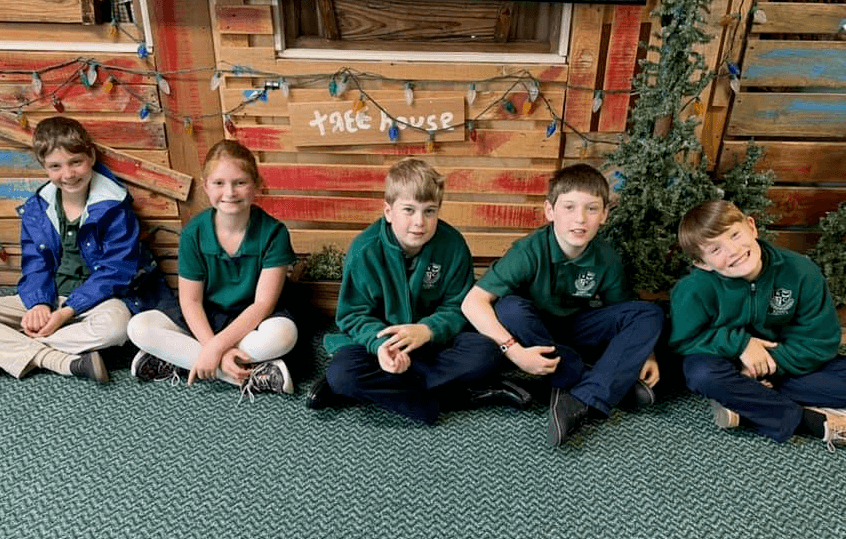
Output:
719,141,846,184
317,0,341,40
563,5,604,132
744,41,846,89
0,113,192,201
597,5,641,132
727,93,846,138
751,3,846,34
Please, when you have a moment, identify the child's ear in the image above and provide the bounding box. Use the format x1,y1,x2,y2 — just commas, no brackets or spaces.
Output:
693,259,713,272
543,199,554,222
383,200,393,222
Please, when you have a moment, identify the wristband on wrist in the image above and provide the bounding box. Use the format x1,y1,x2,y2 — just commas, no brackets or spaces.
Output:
499,337,517,353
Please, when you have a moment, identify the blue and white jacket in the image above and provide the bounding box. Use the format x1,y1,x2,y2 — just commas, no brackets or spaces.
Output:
16,166,161,315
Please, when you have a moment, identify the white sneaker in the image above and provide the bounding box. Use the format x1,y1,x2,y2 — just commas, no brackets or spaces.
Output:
807,407,846,452
709,399,740,429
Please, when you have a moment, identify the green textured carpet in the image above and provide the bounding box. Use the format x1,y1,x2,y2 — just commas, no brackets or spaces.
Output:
1,323,844,539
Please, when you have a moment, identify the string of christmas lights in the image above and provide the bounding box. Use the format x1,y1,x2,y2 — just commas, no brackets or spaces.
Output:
0,57,661,151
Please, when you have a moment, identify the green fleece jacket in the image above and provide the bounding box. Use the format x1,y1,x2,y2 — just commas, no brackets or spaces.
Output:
323,218,473,355
669,241,840,376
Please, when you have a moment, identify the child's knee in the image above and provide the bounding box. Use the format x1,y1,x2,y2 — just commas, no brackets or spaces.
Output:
682,356,718,393
86,302,131,346
493,295,532,326
126,310,162,346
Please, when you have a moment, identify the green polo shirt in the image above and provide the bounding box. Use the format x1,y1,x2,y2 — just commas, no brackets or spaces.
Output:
54,190,90,297
476,224,631,318
178,206,296,312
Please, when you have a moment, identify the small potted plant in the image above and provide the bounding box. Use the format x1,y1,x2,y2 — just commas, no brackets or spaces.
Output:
290,244,345,318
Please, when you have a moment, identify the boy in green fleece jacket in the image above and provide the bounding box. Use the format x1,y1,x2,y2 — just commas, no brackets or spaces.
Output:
308,158,529,424
670,200,846,448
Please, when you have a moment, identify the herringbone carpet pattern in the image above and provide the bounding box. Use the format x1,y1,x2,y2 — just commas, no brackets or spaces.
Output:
1,323,844,539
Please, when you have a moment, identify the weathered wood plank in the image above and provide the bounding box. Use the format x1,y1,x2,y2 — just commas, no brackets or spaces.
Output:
256,195,545,229
744,41,846,89
0,0,92,23
719,141,846,184
769,186,846,227
0,53,151,84
125,186,180,219
234,125,561,158
219,47,569,82
216,5,274,34
563,5,604,132
727,93,846,138
0,84,159,114
260,164,550,195
0,115,191,200
751,3,846,35
771,229,821,255
222,88,566,122
597,5,641,132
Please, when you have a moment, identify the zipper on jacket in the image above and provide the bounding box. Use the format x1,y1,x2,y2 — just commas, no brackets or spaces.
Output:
749,281,757,321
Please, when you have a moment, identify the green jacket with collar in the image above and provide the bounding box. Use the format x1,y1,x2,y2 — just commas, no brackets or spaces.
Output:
669,241,840,376
324,218,473,356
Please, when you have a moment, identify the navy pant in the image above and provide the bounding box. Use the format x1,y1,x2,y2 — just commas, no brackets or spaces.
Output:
326,332,501,424
683,353,846,442
495,296,664,415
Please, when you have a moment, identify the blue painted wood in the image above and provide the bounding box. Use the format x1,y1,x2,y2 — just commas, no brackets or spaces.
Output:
727,93,846,137
0,150,41,172
744,41,846,88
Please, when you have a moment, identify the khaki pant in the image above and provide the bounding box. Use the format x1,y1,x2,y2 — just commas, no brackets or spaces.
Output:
0,295,131,378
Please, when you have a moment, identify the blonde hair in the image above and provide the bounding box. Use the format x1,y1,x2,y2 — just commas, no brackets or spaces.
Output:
32,116,95,164
678,200,747,261
203,139,262,187
547,164,609,207
384,158,444,205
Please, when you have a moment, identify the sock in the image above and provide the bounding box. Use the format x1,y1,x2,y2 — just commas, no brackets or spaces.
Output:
797,408,827,438
32,348,78,376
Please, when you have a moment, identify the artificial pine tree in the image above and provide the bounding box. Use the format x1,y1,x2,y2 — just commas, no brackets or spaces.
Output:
808,202,846,307
602,0,774,293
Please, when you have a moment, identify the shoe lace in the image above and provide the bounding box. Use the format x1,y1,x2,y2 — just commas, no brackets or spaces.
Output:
826,426,846,453
154,368,181,387
237,369,262,406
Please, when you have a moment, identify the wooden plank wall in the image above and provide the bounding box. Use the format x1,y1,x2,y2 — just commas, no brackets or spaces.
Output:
717,0,846,253
212,0,679,268
0,32,189,286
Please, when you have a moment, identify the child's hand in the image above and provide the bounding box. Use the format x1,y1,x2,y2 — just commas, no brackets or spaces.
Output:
507,345,560,376
21,304,52,337
377,341,411,374
220,348,253,382
188,342,225,385
33,306,75,338
377,324,433,355
739,337,778,378
639,354,660,388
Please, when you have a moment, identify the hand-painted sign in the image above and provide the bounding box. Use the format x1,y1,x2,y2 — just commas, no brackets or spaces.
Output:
289,97,465,146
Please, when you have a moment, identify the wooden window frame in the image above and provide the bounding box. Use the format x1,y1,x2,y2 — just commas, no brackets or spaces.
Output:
0,0,154,53
274,2,572,64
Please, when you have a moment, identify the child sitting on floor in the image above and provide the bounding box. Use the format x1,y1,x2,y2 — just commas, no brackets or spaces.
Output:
0,116,166,383
308,157,529,423
461,163,664,446
670,200,846,449
127,139,298,399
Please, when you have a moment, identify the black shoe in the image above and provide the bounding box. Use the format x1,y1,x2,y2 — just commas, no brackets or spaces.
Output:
69,351,109,383
131,351,180,383
467,379,532,409
306,377,341,410
549,388,588,447
621,379,656,409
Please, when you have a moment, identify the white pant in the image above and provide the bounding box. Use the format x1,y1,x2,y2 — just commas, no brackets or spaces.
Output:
126,310,298,386
0,295,131,378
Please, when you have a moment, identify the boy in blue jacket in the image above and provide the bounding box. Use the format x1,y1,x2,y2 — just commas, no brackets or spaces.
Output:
670,200,846,449
308,158,529,424
0,116,165,383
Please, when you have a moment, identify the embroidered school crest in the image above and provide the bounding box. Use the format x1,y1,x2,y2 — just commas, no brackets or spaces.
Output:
423,263,442,289
574,270,597,297
769,288,794,316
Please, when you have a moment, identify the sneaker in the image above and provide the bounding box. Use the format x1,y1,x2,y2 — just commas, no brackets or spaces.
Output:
807,407,846,452
549,388,588,447
130,351,179,384
69,351,109,383
239,359,293,404
709,399,740,429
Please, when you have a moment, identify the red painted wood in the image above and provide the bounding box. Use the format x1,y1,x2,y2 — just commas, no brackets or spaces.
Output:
597,5,641,132
259,164,549,195
255,195,546,229
0,84,158,113
0,53,151,84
